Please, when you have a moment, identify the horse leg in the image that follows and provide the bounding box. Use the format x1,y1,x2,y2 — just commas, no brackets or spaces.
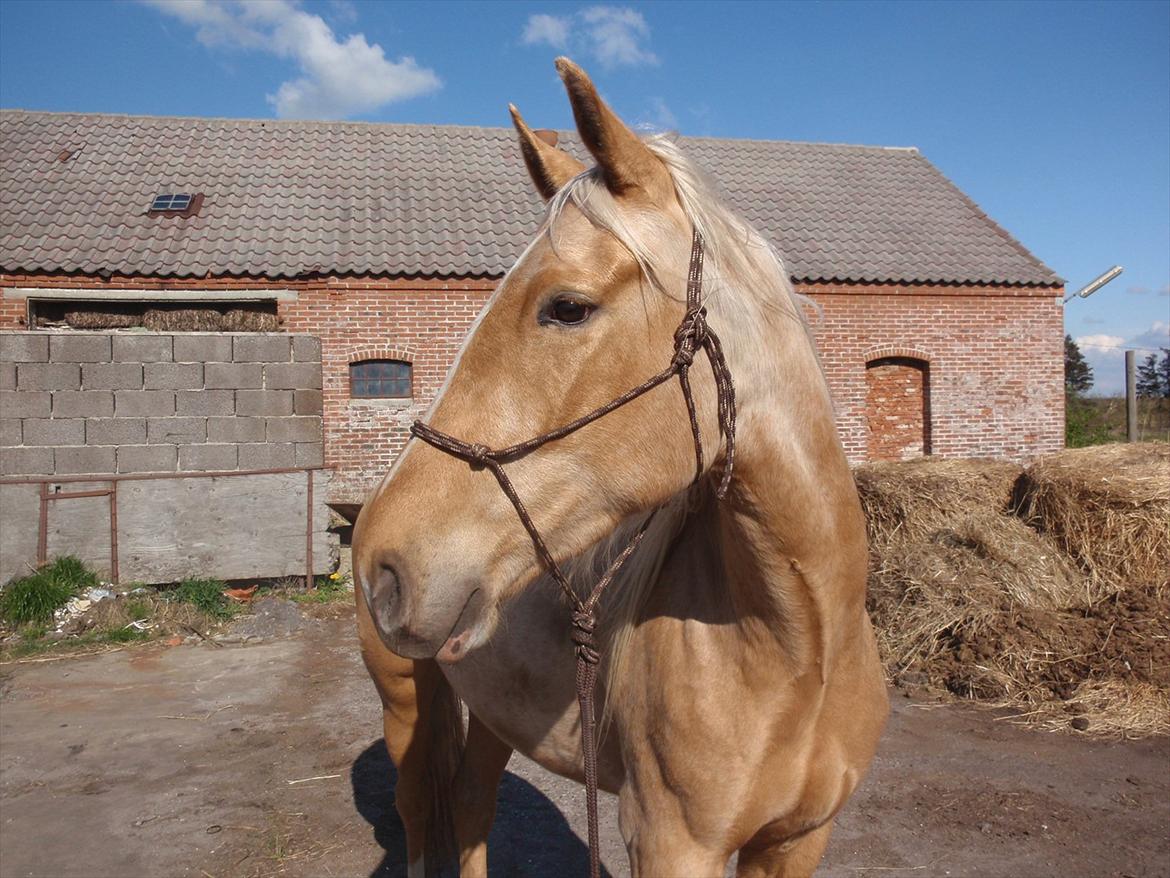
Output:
618,789,729,877
356,588,464,877
453,713,513,877
735,822,834,878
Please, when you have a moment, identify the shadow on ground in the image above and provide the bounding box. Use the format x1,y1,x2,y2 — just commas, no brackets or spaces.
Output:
351,739,606,878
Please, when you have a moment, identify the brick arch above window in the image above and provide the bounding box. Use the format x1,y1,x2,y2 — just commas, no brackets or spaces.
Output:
346,345,416,365
862,345,933,365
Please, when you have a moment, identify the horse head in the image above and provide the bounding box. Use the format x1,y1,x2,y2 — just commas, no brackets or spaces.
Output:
353,59,730,661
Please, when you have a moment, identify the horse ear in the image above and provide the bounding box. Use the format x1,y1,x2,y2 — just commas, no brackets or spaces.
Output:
555,57,671,200
510,104,586,201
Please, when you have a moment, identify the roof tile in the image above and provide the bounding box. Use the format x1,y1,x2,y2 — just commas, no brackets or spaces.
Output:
0,110,1059,286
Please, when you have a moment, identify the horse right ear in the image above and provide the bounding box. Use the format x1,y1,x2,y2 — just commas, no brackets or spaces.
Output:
510,104,586,201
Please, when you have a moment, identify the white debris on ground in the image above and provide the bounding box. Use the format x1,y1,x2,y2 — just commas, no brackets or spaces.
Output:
53,586,115,629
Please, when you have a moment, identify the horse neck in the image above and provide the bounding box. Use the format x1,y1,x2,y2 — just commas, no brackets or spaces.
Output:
706,297,870,674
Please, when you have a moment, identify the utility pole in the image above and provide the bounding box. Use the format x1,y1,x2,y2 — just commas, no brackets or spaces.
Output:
1125,350,1138,442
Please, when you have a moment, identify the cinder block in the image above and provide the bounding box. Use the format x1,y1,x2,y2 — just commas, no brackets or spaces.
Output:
0,390,51,419
291,336,321,362
205,362,262,389
0,362,14,390
295,442,324,468
206,416,265,443
0,418,21,447
236,390,293,416
112,335,172,363
234,335,290,362
49,334,111,363
23,418,85,446
238,442,295,469
114,390,175,417
52,390,114,418
264,362,322,390
293,389,323,415
16,363,81,391
1,446,53,475
179,443,239,472
174,335,232,363
175,389,234,416
0,334,48,363
87,418,147,446
147,417,206,444
54,445,116,475
117,444,176,473
81,363,143,390
266,416,322,443
144,362,204,390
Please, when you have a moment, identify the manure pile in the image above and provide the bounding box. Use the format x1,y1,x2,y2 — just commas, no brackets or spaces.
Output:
856,445,1170,738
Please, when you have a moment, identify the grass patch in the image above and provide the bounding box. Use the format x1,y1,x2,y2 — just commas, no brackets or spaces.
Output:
168,577,235,619
283,573,352,605
0,555,99,627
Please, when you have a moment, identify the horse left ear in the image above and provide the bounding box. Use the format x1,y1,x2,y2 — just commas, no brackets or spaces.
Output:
555,57,673,202
510,104,586,201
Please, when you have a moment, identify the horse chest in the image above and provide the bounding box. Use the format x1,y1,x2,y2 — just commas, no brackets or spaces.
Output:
439,583,624,786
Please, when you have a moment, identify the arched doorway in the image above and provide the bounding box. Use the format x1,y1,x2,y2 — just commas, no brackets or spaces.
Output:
865,356,931,460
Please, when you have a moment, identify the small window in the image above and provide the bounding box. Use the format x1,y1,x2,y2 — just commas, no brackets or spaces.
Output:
151,193,192,212
350,359,412,399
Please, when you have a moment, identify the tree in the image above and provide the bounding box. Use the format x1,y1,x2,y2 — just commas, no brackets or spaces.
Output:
1136,353,1162,398
1160,348,1170,399
1064,335,1093,396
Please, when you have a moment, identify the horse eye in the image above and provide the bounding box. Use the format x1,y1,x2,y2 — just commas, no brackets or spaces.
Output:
546,297,594,326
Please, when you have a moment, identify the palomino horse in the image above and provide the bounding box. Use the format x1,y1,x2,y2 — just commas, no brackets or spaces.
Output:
354,58,888,878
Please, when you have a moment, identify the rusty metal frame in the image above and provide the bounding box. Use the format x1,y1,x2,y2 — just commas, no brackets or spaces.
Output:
1,466,327,586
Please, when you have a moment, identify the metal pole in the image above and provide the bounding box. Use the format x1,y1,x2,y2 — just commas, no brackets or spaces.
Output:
1125,350,1138,442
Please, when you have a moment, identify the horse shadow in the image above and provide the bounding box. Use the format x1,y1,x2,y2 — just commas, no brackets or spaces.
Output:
351,739,605,878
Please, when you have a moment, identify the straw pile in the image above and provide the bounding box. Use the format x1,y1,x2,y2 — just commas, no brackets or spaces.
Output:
1015,444,1170,589
64,308,141,329
858,451,1170,739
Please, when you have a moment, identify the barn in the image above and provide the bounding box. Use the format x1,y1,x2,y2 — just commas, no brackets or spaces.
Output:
1,110,1064,533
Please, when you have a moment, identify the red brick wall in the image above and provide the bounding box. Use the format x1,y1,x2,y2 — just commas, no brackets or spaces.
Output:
865,357,929,460
800,281,1065,461
2,273,1065,506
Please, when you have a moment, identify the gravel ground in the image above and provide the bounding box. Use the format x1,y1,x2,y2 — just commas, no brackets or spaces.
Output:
0,604,1166,878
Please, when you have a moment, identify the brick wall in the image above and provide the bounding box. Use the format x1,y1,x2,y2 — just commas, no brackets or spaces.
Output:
0,331,323,477
865,357,929,461
1,273,1065,508
802,282,1066,461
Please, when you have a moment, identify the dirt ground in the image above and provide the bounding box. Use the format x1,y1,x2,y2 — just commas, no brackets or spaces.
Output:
1,604,1166,878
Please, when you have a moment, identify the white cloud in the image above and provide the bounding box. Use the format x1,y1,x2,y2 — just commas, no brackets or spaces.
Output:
523,13,570,49
642,96,677,131
1075,323,1170,395
521,6,658,68
142,0,441,119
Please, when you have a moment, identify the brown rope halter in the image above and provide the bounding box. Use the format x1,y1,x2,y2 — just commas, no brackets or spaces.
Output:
410,229,736,878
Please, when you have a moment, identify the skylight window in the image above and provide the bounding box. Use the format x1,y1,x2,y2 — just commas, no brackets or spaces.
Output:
151,193,193,212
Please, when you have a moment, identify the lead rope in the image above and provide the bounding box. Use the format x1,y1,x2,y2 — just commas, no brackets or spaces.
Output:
410,229,735,878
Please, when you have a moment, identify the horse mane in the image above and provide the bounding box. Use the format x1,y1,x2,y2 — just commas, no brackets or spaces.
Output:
541,135,825,737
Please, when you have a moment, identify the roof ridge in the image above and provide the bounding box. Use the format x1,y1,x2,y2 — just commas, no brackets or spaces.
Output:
0,108,917,152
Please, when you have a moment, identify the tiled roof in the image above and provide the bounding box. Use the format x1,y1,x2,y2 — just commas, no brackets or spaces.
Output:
0,110,1060,286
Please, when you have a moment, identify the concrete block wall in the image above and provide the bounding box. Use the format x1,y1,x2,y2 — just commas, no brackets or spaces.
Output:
0,332,323,476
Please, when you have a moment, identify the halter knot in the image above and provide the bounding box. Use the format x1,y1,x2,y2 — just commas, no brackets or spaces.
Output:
571,609,600,665
467,443,491,464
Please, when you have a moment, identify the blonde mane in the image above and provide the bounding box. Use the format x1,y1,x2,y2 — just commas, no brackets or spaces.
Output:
540,135,825,735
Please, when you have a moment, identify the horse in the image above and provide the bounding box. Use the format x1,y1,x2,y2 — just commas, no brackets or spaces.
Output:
353,57,889,878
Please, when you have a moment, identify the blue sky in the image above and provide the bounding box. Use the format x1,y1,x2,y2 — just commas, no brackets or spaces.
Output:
2,0,1167,393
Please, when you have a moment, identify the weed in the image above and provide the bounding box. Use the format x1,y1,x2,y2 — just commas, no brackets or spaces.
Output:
122,599,151,621
168,577,234,619
103,626,151,644
2,571,75,627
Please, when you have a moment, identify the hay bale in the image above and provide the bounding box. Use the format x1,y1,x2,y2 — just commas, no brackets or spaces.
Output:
143,308,225,332
223,309,278,332
854,458,1023,547
1016,444,1170,587
64,309,141,329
